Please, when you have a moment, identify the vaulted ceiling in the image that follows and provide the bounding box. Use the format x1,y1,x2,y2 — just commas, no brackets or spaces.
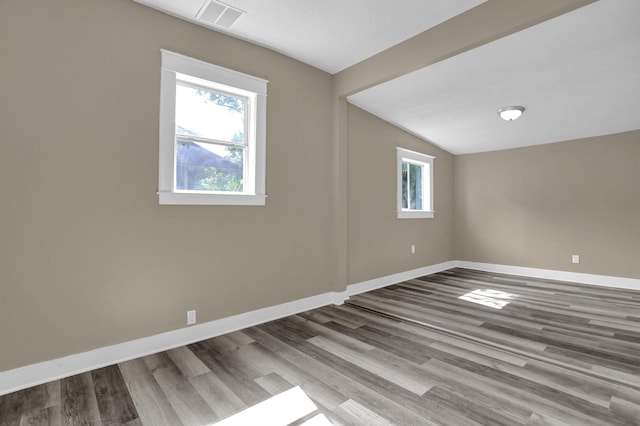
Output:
134,0,640,154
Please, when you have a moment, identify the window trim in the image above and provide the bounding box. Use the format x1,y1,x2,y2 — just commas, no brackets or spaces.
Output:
396,147,434,219
158,49,268,205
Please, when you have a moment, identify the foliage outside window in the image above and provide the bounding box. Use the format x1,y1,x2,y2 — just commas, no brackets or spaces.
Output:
396,147,434,219
159,50,267,205
175,83,245,193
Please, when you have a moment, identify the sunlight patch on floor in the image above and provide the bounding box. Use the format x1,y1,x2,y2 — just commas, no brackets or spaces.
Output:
458,289,516,309
212,385,331,425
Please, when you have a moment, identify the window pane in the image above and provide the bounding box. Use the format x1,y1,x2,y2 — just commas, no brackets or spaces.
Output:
402,162,408,209
175,139,244,192
410,163,423,210
175,84,245,143
396,148,433,218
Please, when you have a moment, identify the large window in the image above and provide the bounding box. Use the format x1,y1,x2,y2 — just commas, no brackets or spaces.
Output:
158,50,267,205
396,147,434,219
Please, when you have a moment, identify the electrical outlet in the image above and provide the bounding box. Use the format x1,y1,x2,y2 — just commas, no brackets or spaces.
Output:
411,244,416,254
187,310,197,325
571,255,580,264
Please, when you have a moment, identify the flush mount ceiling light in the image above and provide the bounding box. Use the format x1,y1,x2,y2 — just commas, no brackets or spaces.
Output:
497,106,525,121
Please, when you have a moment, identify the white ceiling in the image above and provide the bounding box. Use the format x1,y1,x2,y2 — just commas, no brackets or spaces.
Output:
134,0,485,74
135,0,640,155
348,0,640,154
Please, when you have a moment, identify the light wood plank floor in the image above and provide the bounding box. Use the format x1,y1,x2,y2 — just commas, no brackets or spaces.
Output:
1,268,639,425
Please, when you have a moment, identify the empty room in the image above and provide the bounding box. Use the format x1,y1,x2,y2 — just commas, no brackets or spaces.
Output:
1,0,639,425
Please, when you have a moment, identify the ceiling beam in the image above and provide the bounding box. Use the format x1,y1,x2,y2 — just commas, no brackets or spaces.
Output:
334,0,598,97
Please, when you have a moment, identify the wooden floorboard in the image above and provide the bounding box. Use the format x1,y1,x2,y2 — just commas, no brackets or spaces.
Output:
1,268,639,425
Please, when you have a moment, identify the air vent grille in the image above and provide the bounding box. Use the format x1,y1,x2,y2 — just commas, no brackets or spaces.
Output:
198,0,245,29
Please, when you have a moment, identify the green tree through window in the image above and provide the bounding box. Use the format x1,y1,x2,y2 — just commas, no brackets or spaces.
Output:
175,87,246,192
195,93,244,192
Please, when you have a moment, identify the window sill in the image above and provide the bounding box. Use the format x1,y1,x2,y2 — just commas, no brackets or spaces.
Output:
158,192,266,206
397,210,434,219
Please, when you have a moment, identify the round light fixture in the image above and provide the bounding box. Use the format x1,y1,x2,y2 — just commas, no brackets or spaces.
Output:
497,106,525,121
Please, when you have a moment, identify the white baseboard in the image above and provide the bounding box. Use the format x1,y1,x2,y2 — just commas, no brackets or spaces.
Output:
455,261,640,291
2,259,637,396
0,290,346,396
346,261,457,296
0,261,454,396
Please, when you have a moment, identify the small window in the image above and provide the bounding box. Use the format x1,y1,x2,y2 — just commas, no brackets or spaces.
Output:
159,50,267,205
396,147,434,219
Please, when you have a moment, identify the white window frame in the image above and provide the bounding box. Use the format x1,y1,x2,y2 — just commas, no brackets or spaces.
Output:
158,49,268,205
396,147,434,219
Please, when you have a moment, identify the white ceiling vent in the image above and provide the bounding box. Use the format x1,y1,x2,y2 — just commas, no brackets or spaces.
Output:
197,0,245,29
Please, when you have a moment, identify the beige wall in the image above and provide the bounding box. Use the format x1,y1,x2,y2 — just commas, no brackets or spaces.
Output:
0,0,335,370
347,105,454,284
454,130,640,279
1,0,637,374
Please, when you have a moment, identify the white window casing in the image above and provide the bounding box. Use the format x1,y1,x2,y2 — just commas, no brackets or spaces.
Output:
396,147,434,219
158,49,268,205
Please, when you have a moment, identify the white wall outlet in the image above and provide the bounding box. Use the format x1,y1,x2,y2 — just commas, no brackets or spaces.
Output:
571,255,580,264
411,244,416,254
187,309,197,325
